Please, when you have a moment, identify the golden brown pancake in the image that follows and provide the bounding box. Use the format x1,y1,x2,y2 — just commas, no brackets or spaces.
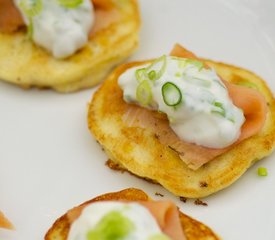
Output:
44,188,219,240
0,0,140,92
88,58,275,198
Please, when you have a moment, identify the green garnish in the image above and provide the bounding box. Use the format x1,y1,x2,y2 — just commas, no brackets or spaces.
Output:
136,80,153,106
19,0,43,17
258,167,268,176
135,56,167,83
228,117,235,123
135,68,146,83
27,18,34,38
192,77,211,87
237,81,258,90
145,55,167,81
148,70,157,80
148,233,171,240
162,82,182,107
171,56,183,61
19,0,43,39
211,101,236,122
178,59,187,69
211,101,226,117
87,210,135,240
175,72,181,78
186,59,204,71
57,0,83,8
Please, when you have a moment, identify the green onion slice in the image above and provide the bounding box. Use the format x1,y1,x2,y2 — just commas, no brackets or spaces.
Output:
136,80,153,106
186,59,204,71
146,55,167,81
57,0,83,8
171,56,183,61
162,82,182,107
19,0,43,17
236,81,258,90
211,101,226,117
148,233,171,240
191,77,211,87
148,70,157,80
27,18,34,38
228,117,235,123
171,56,187,69
258,167,268,176
178,59,187,69
175,72,181,78
135,68,146,83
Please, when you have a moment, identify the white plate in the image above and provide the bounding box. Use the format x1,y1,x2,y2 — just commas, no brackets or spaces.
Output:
0,0,275,239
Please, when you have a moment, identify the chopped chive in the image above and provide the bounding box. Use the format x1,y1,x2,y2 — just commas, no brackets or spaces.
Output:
192,77,211,87
19,0,43,39
211,110,225,117
178,59,187,69
171,56,183,61
145,55,167,81
19,0,43,17
186,59,204,71
27,18,34,39
228,117,235,123
162,82,182,107
135,68,146,83
214,102,223,108
57,0,83,8
148,233,171,240
136,80,153,106
258,167,268,176
148,70,157,80
211,101,226,117
175,72,181,78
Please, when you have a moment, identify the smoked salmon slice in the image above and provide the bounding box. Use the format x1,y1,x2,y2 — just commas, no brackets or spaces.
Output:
0,0,118,35
89,0,120,36
140,201,186,240
67,200,185,240
123,44,267,170
0,0,24,33
89,7,120,37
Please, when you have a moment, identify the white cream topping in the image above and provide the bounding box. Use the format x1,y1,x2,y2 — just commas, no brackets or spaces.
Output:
118,56,245,148
14,0,94,58
68,201,168,240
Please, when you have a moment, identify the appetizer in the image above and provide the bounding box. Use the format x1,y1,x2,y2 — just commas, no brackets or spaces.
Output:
45,188,219,240
88,44,275,198
0,0,140,92
0,210,13,229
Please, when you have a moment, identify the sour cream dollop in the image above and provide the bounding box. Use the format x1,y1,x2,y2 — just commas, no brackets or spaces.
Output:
68,202,170,240
14,0,94,58
118,56,245,149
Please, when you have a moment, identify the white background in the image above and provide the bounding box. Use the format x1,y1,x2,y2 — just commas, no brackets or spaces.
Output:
0,0,275,239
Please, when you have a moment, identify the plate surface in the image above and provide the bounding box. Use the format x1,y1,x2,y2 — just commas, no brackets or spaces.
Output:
0,0,275,239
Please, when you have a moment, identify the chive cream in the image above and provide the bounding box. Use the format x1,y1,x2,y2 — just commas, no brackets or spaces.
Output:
118,56,245,149
14,0,94,58
68,202,170,240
